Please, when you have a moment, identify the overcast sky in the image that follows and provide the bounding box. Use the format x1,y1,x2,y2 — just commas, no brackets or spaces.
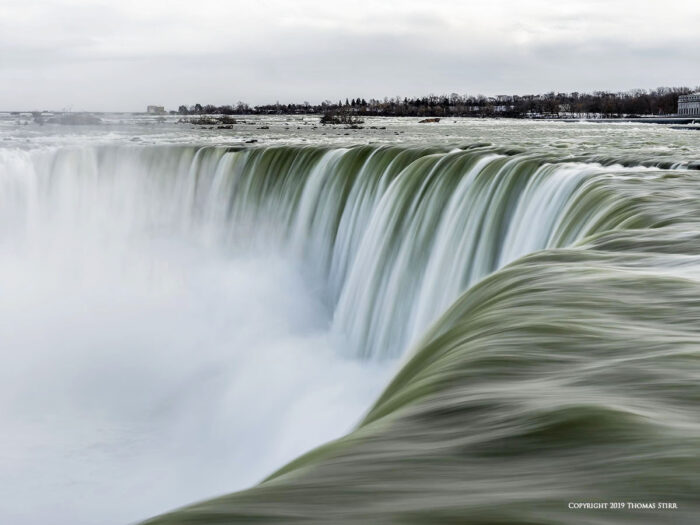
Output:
1,0,699,111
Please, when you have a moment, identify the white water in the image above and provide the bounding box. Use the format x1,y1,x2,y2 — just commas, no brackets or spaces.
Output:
0,147,391,525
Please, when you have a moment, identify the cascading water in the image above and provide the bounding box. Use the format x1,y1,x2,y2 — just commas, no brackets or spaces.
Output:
3,143,656,359
1,121,699,525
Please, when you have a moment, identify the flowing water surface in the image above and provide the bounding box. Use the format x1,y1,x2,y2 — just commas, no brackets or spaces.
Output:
1,115,699,524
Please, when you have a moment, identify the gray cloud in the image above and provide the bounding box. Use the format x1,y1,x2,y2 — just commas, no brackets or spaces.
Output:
1,0,698,111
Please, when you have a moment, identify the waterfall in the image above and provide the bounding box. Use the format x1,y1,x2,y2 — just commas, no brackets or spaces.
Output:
0,144,667,359
3,139,699,525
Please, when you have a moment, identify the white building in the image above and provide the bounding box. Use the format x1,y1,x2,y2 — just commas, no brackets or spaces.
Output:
146,105,165,114
678,93,700,116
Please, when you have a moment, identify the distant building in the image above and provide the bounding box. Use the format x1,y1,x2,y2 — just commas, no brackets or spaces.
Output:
146,105,166,114
678,93,700,116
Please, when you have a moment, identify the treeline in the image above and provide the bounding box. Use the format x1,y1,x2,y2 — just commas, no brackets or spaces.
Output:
177,87,697,118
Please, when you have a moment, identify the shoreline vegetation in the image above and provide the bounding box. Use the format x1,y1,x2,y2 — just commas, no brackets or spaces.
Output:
5,87,698,128
175,86,698,120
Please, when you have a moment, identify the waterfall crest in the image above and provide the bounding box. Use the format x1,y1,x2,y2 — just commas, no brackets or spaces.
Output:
1,144,679,359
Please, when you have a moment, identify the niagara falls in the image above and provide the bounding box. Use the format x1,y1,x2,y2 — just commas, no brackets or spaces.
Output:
2,1,700,524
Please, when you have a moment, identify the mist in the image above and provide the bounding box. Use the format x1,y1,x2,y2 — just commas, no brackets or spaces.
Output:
0,147,392,524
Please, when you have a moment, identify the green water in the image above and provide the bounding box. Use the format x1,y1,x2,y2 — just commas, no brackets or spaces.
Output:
122,122,700,524
4,116,699,523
